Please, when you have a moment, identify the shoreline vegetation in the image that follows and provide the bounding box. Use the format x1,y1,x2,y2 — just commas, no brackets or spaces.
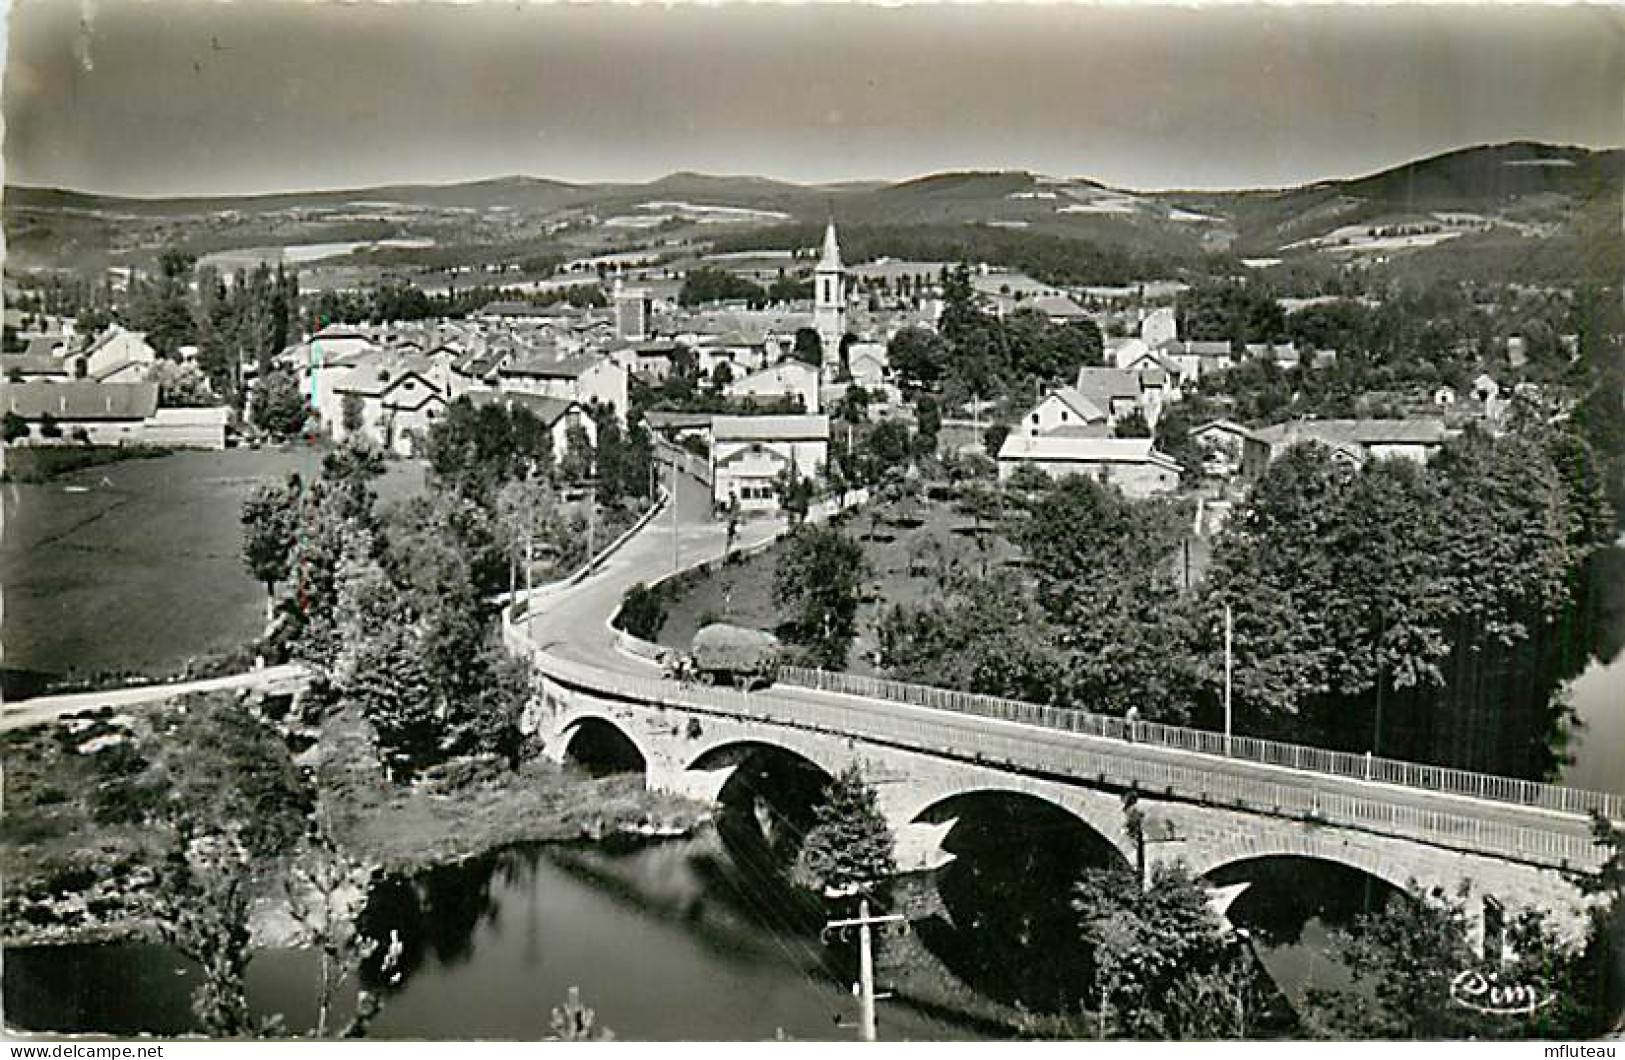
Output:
1,691,710,952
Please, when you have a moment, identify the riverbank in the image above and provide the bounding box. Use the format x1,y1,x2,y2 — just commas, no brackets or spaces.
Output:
0,693,709,951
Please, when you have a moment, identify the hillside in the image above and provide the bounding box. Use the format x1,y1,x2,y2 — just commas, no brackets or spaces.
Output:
5,142,1620,281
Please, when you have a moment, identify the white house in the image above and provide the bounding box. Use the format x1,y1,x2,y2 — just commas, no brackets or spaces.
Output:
996,434,1182,498
500,353,629,423
331,356,447,457
1241,418,1452,477
2,380,228,449
725,359,820,413
845,341,891,388
466,391,598,467
1018,364,1158,439
83,325,158,383
711,414,831,512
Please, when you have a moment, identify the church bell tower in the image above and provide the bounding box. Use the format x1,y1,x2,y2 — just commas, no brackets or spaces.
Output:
813,221,846,383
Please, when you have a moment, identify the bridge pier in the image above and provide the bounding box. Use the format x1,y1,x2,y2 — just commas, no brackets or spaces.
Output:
894,818,958,873
651,760,739,805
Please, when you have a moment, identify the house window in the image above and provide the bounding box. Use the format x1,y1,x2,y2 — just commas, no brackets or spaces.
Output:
1030,413,1039,424
1060,410,1068,422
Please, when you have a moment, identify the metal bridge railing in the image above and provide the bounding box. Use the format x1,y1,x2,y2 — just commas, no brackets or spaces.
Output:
517,640,1606,873
775,666,1624,823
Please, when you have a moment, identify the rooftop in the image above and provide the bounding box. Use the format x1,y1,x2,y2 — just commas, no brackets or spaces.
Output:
5,380,160,421
997,433,1180,471
713,414,831,442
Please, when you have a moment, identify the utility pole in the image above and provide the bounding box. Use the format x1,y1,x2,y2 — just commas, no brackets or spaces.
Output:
670,452,680,573
823,896,904,1042
524,463,536,611
1223,603,1234,756
585,472,597,566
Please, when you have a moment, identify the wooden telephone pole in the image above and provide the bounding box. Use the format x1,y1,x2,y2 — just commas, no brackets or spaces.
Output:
823,896,905,1041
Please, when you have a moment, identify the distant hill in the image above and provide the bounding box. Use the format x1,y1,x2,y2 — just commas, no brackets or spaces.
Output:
5,142,1620,280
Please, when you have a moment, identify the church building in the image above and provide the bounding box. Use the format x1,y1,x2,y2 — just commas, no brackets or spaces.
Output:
813,221,846,384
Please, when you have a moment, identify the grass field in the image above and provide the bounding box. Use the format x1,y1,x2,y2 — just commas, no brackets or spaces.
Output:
0,446,424,696
655,493,1025,676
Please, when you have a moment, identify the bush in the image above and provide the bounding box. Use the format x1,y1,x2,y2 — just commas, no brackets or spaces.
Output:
618,582,667,641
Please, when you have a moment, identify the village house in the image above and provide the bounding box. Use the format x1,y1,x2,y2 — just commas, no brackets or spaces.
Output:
725,359,820,413
1241,417,1452,477
1019,364,1163,437
466,391,598,468
995,433,1182,498
499,352,629,423
711,414,831,513
1189,419,1259,477
844,341,891,389
331,355,448,457
3,380,227,449
82,325,159,383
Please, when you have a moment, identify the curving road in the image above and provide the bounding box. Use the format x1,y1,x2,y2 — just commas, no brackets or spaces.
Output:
519,470,1608,871
0,663,306,733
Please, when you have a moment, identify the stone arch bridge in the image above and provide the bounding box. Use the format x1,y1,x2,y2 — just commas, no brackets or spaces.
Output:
519,643,1614,943
505,471,1618,946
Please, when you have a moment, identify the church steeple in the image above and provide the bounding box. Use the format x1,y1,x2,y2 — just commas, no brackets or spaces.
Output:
814,220,846,384
817,220,843,273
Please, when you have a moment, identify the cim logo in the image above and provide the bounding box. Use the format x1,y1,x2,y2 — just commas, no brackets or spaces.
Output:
1449,968,1555,1017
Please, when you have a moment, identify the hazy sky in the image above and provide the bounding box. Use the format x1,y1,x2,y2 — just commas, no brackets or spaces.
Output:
3,1,1622,197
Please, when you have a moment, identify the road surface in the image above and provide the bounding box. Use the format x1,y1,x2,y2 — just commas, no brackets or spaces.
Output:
0,663,306,733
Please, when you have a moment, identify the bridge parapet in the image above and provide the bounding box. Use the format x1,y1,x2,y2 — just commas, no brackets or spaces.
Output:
779,666,1625,823
520,643,1607,875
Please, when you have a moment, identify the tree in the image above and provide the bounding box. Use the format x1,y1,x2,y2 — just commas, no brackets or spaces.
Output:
878,571,1067,703
132,248,199,357
773,524,867,668
914,395,942,455
772,462,815,526
792,327,823,367
679,267,766,307
1304,884,1609,1039
241,474,304,604
1113,408,1152,439
2,410,28,443
251,370,309,438
148,697,315,1037
794,764,896,897
283,828,384,1038
983,421,1010,458
424,397,553,506
341,392,365,435
1072,864,1246,1039
619,582,666,641
329,536,441,777
1198,444,1352,725
887,326,947,391
493,473,558,597
153,829,257,1037
152,360,216,408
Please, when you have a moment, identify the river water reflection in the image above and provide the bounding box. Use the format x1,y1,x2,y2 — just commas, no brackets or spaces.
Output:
4,833,983,1041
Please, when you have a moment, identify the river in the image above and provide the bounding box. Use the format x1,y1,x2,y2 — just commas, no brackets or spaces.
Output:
4,833,984,1041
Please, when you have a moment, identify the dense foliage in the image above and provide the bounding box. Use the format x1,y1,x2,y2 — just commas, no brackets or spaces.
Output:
773,524,868,668
890,265,1103,404
1199,423,1614,758
794,765,897,897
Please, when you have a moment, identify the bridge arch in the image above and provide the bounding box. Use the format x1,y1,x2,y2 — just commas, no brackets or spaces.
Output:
687,739,841,869
902,787,1133,1015
899,782,1137,869
1172,834,1420,899
558,715,650,778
